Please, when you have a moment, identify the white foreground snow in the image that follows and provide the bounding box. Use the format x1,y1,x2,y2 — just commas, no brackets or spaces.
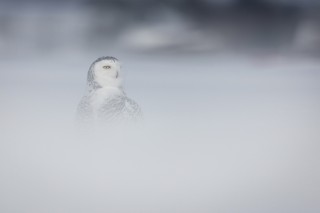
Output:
1,52,320,213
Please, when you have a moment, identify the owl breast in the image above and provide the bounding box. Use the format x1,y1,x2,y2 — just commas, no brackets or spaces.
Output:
90,87,142,123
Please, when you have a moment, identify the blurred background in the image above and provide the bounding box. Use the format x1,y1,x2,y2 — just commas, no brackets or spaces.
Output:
1,0,320,213
1,0,320,56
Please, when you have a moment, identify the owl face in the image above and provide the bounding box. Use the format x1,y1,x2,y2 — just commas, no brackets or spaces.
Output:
94,59,120,79
93,58,122,88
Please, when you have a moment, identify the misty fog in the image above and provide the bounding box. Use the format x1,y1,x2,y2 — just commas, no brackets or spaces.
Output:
1,0,320,213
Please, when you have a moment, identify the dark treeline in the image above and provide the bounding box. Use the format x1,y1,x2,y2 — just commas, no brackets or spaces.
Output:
83,0,320,53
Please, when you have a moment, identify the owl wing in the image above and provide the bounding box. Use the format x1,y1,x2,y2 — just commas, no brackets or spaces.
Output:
98,95,142,122
123,97,143,121
76,95,94,124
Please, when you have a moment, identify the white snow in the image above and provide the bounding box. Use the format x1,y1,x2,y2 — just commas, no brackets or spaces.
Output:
1,52,320,213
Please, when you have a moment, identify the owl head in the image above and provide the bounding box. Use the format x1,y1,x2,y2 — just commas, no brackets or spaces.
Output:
87,56,122,90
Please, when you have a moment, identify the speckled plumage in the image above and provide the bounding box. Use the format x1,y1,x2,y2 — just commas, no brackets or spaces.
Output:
76,56,142,124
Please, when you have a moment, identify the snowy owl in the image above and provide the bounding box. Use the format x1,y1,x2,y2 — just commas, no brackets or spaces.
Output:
76,56,142,125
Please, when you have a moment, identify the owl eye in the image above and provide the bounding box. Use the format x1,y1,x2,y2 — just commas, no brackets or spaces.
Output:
103,65,111,69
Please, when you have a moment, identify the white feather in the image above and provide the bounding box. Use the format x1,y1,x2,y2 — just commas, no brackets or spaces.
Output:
76,57,142,125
